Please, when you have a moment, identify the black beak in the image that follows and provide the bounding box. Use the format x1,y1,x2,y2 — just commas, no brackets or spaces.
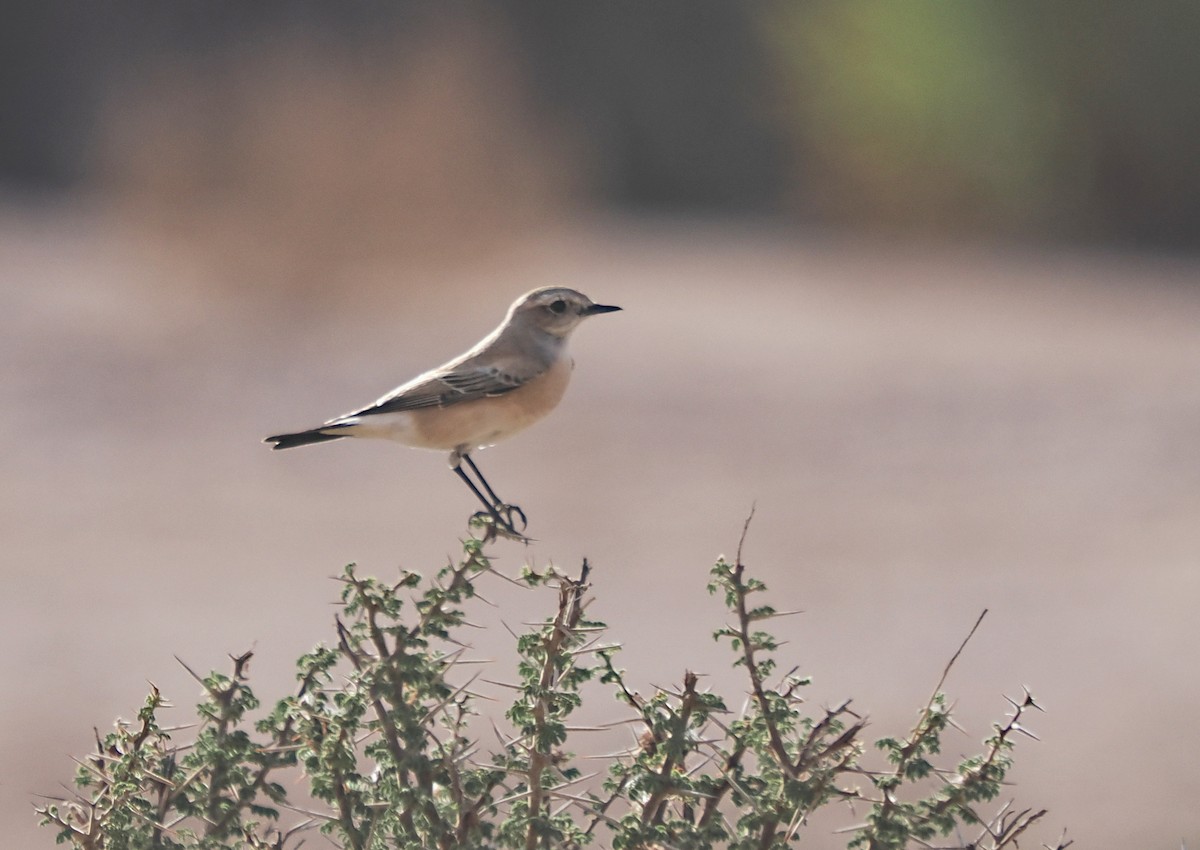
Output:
584,303,622,316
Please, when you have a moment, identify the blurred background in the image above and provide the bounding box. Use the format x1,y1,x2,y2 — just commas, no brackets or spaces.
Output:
4,2,1199,847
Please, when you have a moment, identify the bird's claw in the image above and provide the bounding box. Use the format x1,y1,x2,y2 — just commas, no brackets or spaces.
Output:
501,503,528,531
469,504,530,543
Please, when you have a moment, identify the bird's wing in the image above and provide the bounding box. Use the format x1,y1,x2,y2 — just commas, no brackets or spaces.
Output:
340,355,546,418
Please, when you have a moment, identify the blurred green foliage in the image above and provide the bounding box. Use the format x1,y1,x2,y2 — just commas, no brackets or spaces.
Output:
764,2,1200,244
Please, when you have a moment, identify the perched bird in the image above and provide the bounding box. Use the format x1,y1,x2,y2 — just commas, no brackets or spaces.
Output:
265,286,621,538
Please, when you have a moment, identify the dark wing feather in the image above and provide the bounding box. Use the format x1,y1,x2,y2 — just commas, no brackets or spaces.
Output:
346,363,538,418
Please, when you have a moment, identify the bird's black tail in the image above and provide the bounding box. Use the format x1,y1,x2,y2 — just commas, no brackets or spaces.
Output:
264,428,349,450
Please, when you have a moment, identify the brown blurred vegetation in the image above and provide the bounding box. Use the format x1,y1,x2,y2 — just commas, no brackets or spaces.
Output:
4,1,1199,258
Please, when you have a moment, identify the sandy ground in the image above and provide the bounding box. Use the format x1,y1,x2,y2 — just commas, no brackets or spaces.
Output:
4,205,1200,847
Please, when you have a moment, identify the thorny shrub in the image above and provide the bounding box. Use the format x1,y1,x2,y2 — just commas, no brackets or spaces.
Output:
39,517,1067,849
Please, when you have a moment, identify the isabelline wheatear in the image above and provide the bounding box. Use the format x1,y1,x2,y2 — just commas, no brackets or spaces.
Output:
265,286,621,538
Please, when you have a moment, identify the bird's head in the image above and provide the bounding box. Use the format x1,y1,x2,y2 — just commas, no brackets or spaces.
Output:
508,287,622,338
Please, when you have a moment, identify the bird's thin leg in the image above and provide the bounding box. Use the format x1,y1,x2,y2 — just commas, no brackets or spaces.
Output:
462,454,502,507
462,453,528,532
453,464,505,519
451,462,525,540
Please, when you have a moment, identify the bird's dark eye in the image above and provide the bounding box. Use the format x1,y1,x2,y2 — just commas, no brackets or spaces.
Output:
549,299,567,314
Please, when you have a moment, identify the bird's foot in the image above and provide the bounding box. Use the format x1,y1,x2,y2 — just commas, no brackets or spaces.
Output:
499,503,528,532
470,504,531,543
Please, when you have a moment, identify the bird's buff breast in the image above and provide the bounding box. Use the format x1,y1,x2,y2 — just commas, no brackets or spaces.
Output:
355,356,573,452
